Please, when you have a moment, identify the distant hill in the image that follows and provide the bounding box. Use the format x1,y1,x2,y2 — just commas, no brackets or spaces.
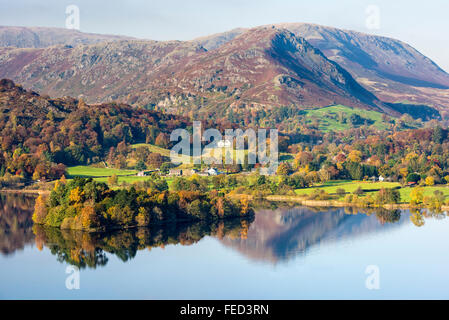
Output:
0,24,447,120
193,23,449,111
0,26,134,48
0,39,206,108
0,26,399,119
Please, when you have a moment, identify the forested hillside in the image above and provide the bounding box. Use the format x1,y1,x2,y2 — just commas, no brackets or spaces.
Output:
0,79,189,181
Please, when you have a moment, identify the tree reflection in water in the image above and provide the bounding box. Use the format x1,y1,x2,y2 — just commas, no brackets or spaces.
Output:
0,193,36,255
375,208,401,224
32,217,254,269
2,193,447,267
219,204,446,264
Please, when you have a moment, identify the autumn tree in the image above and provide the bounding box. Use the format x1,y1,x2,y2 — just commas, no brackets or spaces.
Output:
155,133,169,148
425,176,435,186
409,187,424,205
276,162,292,176
108,174,118,186
147,153,164,168
32,195,48,224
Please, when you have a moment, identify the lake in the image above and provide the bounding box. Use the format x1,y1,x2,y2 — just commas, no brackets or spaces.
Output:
1,193,448,299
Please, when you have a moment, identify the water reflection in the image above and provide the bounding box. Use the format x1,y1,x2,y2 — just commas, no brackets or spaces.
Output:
220,205,446,264
0,193,36,255
32,218,253,269
0,193,446,268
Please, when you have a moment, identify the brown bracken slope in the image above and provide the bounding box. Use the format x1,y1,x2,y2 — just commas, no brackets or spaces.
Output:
194,23,449,112
0,26,398,118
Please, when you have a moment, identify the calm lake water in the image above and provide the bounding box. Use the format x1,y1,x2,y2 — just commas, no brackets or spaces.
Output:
1,193,449,299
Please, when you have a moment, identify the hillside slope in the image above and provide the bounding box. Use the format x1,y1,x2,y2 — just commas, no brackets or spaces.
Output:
194,23,449,111
0,27,397,118
0,26,134,48
0,78,188,178
151,27,392,116
0,40,206,104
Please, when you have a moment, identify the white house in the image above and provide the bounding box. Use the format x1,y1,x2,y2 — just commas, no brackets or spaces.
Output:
217,139,232,148
207,168,218,176
379,175,385,182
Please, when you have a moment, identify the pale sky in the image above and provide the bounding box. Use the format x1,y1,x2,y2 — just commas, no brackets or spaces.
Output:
1,0,449,72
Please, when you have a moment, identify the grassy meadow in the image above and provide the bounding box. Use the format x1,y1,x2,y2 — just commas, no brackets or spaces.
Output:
66,166,137,178
293,179,449,203
303,105,392,132
66,165,449,205
66,165,173,187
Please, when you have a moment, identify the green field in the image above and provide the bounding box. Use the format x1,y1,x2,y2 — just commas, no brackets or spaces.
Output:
66,166,137,178
304,105,391,132
67,165,174,187
294,180,400,195
294,180,449,203
66,166,449,204
398,186,449,203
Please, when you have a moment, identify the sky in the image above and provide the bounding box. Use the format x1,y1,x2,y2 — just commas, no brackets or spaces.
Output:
1,0,449,72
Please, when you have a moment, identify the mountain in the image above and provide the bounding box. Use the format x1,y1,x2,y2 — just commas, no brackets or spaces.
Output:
0,26,134,48
150,27,393,115
0,39,206,107
0,23,447,120
193,23,449,111
0,26,398,118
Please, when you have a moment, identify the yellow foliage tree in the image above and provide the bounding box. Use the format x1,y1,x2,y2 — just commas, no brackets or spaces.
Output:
348,150,362,163
108,174,118,186
399,168,408,180
32,195,48,224
80,205,98,229
32,169,40,181
276,162,291,176
425,176,435,186
405,152,418,162
409,187,424,205
69,187,82,204
136,207,150,226
239,196,251,216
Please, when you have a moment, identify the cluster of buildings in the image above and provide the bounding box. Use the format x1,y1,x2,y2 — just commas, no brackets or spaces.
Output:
168,168,219,177
136,167,224,177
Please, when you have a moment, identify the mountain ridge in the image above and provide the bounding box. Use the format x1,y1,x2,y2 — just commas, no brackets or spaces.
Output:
0,26,399,118
0,24,447,121
193,23,449,111
0,25,135,48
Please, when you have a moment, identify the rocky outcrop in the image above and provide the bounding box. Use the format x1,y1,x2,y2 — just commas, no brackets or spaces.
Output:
0,27,396,117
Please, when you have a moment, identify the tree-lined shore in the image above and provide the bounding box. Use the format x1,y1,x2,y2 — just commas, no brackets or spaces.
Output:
32,177,253,231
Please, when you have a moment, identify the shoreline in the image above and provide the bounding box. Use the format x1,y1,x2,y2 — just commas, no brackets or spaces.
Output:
3,189,449,211
34,214,254,233
0,189,50,195
228,194,449,211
